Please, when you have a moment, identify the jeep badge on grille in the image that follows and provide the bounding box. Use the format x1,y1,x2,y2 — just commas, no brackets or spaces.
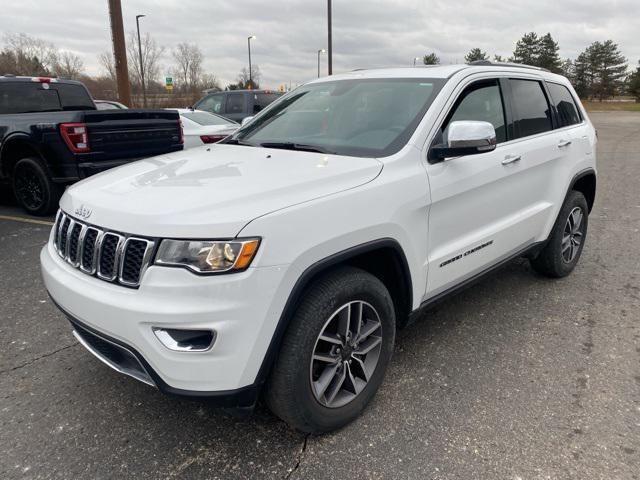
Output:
75,205,92,219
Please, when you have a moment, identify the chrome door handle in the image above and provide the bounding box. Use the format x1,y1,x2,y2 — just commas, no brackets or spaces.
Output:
502,155,521,165
558,140,572,148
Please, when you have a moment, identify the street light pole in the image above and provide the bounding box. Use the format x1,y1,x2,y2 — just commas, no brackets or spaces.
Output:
136,14,146,108
247,35,256,89
413,57,421,66
317,49,326,77
327,0,332,75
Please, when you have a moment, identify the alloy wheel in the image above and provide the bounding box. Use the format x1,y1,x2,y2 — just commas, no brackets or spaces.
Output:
309,301,382,408
561,206,584,263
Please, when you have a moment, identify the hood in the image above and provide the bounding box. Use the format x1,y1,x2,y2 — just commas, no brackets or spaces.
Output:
60,144,383,238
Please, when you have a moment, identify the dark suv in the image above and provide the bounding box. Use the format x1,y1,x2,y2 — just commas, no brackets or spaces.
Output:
193,90,282,122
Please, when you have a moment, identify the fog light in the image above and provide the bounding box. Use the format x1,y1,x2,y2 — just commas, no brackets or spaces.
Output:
152,328,216,352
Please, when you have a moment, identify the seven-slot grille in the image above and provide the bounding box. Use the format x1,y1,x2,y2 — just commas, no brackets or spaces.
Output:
52,211,154,287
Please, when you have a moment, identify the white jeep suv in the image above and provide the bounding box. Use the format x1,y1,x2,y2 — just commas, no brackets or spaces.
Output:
41,63,596,433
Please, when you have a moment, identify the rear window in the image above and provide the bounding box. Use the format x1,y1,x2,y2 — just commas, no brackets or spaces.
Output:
547,82,581,127
253,92,281,113
0,81,95,114
182,111,234,126
510,79,552,139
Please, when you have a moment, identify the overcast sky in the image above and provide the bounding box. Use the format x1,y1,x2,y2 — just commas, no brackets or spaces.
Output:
1,0,639,88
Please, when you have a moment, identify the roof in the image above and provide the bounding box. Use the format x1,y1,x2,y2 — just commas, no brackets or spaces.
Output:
0,75,84,85
309,63,565,83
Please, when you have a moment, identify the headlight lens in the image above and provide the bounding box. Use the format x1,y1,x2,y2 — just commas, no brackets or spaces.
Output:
154,238,260,273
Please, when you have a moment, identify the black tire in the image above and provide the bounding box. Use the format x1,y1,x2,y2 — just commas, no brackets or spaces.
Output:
265,266,395,433
12,157,62,216
530,190,589,278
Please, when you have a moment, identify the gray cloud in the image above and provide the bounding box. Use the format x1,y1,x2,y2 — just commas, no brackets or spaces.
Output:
1,0,638,88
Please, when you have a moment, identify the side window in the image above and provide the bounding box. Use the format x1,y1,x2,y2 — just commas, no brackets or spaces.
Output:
547,82,581,127
226,94,245,114
253,93,278,113
510,79,552,138
197,94,224,114
440,81,507,144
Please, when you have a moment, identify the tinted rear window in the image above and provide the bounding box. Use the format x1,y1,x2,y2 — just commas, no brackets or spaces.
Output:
253,92,281,113
510,79,552,138
547,82,581,127
0,81,95,114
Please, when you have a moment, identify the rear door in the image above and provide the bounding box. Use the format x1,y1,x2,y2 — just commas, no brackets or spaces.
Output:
224,92,247,122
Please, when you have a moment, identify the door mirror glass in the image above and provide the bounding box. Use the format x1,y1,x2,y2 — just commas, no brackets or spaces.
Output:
430,120,496,161
241,116,254,126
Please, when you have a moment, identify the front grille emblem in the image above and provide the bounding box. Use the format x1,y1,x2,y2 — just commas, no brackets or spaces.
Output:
74,204,92,220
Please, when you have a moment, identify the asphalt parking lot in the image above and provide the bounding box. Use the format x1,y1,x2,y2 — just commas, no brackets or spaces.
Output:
1,111,639,479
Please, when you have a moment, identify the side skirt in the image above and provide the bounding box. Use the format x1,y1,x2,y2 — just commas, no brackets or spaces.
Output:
407,241,544,325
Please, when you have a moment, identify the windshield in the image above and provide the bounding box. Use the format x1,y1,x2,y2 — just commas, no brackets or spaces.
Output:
227,78,444,157
182,111,235,126
0,82,95,114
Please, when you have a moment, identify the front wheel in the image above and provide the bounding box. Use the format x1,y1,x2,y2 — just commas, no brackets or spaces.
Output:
530,190,589,277
265,267,395,433
12,157,62,216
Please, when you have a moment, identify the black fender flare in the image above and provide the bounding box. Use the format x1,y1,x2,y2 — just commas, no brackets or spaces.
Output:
253,238,413,388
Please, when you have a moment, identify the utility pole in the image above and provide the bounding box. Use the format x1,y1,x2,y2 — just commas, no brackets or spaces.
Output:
136,14,147,108
108,0,131,107
247,35,256,89
327,0,332,75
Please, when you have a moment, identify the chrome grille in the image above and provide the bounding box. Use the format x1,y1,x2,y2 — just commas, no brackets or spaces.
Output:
52,211,154,288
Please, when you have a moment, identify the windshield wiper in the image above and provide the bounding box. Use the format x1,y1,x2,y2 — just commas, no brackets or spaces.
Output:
259,142,335,154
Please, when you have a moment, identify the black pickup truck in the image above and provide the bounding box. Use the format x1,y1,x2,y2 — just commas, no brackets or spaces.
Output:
0,76,183,215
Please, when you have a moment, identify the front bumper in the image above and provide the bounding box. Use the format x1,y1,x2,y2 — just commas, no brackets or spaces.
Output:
41,240,289,404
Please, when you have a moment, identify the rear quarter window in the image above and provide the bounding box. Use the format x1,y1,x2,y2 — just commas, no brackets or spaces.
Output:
510,79,553,139
547,82,582,127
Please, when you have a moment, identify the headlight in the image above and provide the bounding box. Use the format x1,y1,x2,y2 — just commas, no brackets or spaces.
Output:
154,238,260,273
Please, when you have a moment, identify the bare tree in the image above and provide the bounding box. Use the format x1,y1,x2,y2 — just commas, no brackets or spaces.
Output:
98,50,117,84
2,33,57,75
54,51,84,79
126,31,165,89
172,43,204,92
230,65,261,89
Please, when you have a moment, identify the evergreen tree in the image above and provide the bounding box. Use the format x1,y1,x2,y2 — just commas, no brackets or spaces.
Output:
572,51,592,99
465,48,488,63
511,32,540,65
493,55,505,63
592,40,627,100
628,62,640,102
561,58,574,80
537,33,562,73
423,52,440,65
578,40,628,100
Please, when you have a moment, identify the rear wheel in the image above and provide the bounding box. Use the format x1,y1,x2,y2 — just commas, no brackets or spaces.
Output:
12,157,62,216
530,190,588,277
265,267,395,433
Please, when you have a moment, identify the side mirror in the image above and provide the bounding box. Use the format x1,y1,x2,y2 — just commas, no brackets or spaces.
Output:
429,120,497,162
241,116,254,126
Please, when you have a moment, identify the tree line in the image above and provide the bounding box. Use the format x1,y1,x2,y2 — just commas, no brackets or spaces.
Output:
422,32,640,102
0,33,259,106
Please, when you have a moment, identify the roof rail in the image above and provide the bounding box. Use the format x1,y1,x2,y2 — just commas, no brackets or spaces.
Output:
468,60,550,73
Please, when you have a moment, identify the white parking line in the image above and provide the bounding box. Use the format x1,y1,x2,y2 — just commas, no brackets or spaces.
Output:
0,215,54,226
